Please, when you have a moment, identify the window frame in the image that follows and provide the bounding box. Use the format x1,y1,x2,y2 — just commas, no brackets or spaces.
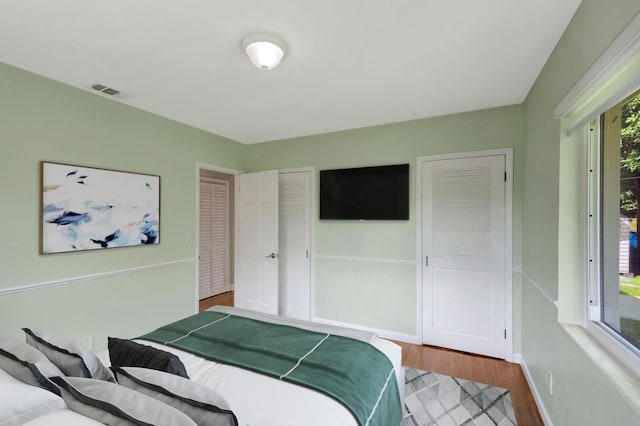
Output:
586,112,640,370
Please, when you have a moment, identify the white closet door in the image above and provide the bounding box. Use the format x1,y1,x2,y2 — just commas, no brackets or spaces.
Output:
199,182,214,300
211,181,229,296
279,171,311,320
199,180,229,299
235,170,279,315
422,154,507,359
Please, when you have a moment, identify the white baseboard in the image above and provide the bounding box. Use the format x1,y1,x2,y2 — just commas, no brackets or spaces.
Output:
519,354,553,426
512,352,522,364
311,316,420,344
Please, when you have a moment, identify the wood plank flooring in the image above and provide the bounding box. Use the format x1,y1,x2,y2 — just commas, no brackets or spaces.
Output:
199,291,542,426
199,291,233,311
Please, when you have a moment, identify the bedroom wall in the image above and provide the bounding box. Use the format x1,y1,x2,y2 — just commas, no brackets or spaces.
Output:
244,106,524,343
0,62,246,350
521,0,640,424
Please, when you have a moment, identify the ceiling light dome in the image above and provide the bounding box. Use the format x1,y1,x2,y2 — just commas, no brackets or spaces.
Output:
242,34,287,71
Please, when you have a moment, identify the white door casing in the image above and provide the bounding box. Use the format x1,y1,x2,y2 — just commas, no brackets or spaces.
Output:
279,171,311,320
421,153,509,359
235,170,279,315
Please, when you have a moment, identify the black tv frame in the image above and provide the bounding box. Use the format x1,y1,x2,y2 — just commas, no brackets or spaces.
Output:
319,163,409,220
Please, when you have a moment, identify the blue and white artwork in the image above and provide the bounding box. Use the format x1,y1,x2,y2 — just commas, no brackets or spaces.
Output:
41,162,160,254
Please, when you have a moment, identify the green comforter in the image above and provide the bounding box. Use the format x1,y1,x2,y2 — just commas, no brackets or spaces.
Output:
139,311,401,426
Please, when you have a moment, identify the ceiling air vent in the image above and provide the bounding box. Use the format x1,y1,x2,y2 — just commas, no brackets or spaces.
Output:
91,83,121,97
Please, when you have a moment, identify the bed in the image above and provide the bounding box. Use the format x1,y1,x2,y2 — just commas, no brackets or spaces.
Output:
1,306,403,426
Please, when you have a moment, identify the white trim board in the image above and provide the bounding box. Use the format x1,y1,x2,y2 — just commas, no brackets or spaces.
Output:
314,254,416,265
517,269,559,308
555,10,640,135
519,354,554,426
0,258,195,296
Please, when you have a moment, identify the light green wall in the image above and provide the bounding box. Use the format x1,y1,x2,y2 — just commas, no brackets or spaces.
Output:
0,62,246,349
246,106,524,338
522,0,640,424
521,279,637,424
2,2,638,420
0,60,524,347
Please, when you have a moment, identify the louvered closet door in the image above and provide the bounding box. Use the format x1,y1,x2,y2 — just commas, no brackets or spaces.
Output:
199,181,229,300
279,171,311,320
422,155,506,359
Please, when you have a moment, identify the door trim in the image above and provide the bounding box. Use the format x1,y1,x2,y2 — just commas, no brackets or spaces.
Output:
415,148,513,361
195,162,241,313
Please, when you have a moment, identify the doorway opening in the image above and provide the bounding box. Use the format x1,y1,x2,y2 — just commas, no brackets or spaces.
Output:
198,168,236,301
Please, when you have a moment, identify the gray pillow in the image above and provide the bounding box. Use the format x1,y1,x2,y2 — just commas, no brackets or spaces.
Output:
112,366,238,426
0,336,63,395
50,376,197,426
23,328,114,382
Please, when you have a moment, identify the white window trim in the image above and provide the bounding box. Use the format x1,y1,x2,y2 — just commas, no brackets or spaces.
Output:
555,12,640,135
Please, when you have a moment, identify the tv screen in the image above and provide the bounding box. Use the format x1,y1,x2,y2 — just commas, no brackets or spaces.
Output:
320,164,409,220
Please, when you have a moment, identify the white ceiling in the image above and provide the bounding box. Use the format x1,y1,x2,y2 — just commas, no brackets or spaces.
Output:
0,0,581,144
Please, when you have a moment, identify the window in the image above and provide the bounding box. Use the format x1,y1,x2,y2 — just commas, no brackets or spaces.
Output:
556,11,640,370
590,88,640,355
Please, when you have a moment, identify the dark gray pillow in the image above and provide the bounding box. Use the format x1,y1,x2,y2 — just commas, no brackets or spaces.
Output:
108,337,189,378
23,328,114,382
0,336,63,395
50,376,197,426
112,366,238,426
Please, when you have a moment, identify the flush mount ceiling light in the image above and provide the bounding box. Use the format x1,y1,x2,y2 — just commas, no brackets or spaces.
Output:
242,34,287,71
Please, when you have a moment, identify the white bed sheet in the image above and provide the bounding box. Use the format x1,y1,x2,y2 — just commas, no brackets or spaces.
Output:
138,336,401,426
127,307,404,426
92,307,404,426
22,409,104,426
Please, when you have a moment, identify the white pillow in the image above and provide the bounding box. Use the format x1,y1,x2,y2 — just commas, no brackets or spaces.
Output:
51,376,197,426
22,409,104,425
0,369,66,426
0,336,63,395
113,366,238,425
23,329,113,382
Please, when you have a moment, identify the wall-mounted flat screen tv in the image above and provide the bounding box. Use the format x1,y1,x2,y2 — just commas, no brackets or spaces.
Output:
320,164,409,220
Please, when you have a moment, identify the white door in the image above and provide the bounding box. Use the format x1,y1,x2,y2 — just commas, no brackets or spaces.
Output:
279,171,311,320
235,170,279,315
199,180,229,299
422,154,507,359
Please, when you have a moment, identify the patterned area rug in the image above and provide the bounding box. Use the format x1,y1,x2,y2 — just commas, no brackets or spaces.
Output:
403,367,517,426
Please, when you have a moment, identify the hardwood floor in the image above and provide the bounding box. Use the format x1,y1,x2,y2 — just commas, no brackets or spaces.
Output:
199,291,542,426
199,291,234,311
396,342,542,426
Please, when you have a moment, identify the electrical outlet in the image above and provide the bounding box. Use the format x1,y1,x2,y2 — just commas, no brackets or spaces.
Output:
546,369,553,395
185,233,193,246
81,335,93,351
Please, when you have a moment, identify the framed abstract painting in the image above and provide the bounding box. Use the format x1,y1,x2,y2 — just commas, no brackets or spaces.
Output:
41,162,160,254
